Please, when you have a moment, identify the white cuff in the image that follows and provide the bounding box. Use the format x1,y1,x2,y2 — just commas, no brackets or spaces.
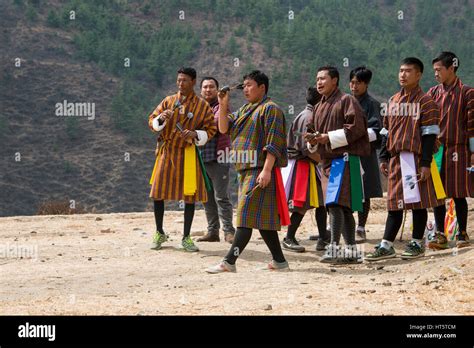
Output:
307,142,318,153
328,129,348,149
380,128,388,136
367,128,377,142
152,116,166,132
470,137,474,152
194,130,208,146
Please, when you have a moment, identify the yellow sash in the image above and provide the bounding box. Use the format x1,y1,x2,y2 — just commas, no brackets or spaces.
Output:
309,162,319,208
430,159,446,200
183,145,197,196
149,157,159,185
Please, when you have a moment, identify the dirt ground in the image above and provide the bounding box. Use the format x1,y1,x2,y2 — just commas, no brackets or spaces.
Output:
1,198,473,315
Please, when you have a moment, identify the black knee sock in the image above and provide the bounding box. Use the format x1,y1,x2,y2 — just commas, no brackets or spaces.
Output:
315,206,329,241
154,200,165,234
454,198,468,233
341,206,356,245
224,227,252,265
412,209,427,240
329,206,343,245
383,210,404,242
286,212,304,240
357,199,371,228
183,203,195,239
260,230,286,263
433,203,446,233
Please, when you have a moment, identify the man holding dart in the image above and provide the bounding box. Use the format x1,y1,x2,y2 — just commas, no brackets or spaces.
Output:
148,67,217,252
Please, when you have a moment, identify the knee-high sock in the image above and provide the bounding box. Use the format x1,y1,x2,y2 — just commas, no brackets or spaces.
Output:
454,198,468,234
433,203,446,233
154,200,164,234
260,229,286,263
328,206,344,245
412,209,427,240
382,210,404,242
183,203,195,239
315,206,329,241
341,206,356,245
224,227,252,265
286,212,304,240
357,199,371,228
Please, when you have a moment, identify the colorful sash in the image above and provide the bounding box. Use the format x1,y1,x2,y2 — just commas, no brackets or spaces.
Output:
400,152,421,204
149,156,159,185
325,157,346,206
430,159,446,200
275,168,290,226
280,159,296,199
293,161,310,207
309,162,319,208
349,155,364,212
183,145,197,196
196,145,213,192
434,144,444,172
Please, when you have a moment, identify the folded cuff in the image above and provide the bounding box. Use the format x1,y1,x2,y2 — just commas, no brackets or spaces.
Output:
420,125,440,136
194,130,209,146
367,128,377,142
328,129,348,149
152,117,166,132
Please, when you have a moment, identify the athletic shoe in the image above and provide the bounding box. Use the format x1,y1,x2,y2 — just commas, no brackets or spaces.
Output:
365,244,396,261
355,226,367,243
428,232,448,250
152,232,167,250
180,236,199,252
205,260,236,273
281,237,305,253
259,260,290,271
400,240,425,259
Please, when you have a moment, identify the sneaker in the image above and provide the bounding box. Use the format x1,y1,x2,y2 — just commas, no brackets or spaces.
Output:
355,226,367,243
335,246,363,264
428,231,448,250
224,232,235,244
281,237,305,253
152,232,167,250
180,236,199,252
315,238,330,251
206,260,236,273
456,231,470,248
197,233,220,242
259,260,290,271
400,240,425,259
365,244,396,261
320,244,339,264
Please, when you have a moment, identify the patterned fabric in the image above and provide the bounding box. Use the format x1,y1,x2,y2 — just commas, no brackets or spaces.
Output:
148,91,217,203
382,86,444,210
227,96,288,171
356,92,383,198
312,88,370,209
428,78,474,198
286,105,324,213
199,100,231,163
228,96,288,230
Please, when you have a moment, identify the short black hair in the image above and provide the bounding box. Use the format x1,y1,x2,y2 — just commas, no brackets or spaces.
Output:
401,57,424,73
177,67,197,80
243,70,269,94
349,66,372,84
432,51,459,72
200,76,219,89
306,86,321,106
317,66,339,86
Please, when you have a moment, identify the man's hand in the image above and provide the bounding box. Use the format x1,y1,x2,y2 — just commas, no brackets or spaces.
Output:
160,109,173,122
304,133,318,146
256,168,272,188
419,166,431,182
380,162,389,177
181,129,197,144
315,134,330,145
217,90,230,106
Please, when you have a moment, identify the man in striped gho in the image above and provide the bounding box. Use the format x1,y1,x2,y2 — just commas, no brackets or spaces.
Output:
148,67,217,252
